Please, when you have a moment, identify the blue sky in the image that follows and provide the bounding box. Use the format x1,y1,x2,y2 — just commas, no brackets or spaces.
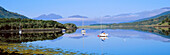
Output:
0,0,169,18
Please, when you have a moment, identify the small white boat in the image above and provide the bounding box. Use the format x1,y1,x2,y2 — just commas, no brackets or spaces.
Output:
98,31,108,41
19,30,22,34
98,31,108,37
99,33,108,37
81,29,86,35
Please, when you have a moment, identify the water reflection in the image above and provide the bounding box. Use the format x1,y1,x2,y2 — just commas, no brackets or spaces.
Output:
61,27,170,42
0,29,90,54
65,29,77,34
0,27,170,54
0,32,64,43
0,29,77,43
108,29,170,42
119,27,168,34
109,27,170,39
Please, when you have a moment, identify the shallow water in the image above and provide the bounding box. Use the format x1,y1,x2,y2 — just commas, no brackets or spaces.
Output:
23,29,170,55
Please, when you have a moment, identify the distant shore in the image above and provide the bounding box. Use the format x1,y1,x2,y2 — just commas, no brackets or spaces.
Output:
78,25,170,29
0,28,62,33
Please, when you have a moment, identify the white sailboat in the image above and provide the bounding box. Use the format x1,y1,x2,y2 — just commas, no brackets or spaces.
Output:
81,28,86,35
81,18,86,48
81,18,86,35
98,17,108,41
99,31,108,37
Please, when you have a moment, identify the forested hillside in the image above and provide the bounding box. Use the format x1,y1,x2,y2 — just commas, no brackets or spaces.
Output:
158,17,170,25
134,11,170,22
0,6,28,19
0,18,64,30
0,18,77,30
0,6,77,30
109,14,170,26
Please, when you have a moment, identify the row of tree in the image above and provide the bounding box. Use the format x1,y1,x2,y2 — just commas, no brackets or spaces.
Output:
159,17,170,25
0,18,77,30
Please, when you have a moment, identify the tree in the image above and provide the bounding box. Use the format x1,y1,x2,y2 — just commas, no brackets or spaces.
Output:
165,17,169,22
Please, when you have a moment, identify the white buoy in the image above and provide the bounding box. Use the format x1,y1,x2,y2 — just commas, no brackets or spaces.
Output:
19,30,22,34
19,24,22,34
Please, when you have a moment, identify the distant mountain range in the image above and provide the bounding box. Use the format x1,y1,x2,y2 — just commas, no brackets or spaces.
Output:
0,6,77,30
100,7,170,23
68,15,88,18
92,14,170,26
55,7,170,26
0,6,28,19
33,14,62,20
33,14,88,20
31,7,170,26
134,11,170,22
91,10,170,26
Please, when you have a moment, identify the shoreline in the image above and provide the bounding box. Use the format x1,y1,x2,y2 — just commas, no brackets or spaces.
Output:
78,25,170,29
0,28,62,33
0,28,77,33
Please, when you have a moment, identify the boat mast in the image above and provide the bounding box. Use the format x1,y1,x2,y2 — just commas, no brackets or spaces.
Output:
82,17,85,48
100,17,103,32
82,17,84,28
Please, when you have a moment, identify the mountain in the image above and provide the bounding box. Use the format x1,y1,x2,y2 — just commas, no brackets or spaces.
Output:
55,7,170,26
162,7,170,9
68,15,88,18
91,12,170,26
132,14,170,25
0,6,28,19
108,14,170,26
134,11,170,22
100,7,170,23
33,14,62,20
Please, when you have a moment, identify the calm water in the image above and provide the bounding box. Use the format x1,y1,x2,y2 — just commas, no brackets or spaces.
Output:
23,29,170,55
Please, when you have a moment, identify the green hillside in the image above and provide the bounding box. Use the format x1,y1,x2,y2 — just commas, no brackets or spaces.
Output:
109,14,170,26
158,17,170,25
134,11,170,22
0,6,28,19
0,18,77,30
0,6,77,30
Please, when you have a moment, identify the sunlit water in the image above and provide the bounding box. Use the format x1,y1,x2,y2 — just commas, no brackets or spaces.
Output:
24,29,170,55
